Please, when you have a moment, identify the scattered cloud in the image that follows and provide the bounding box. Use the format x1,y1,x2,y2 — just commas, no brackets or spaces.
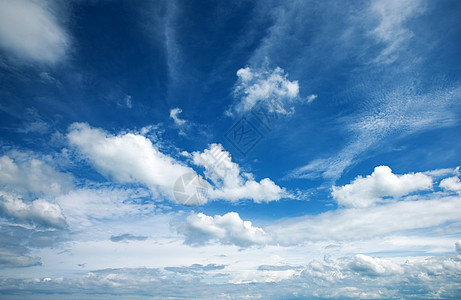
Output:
67,122,197,203
332,166,432,208
349,254,403,276
0,154,73,198
0,191,67,228
0,0,69,64
192,143,286,203
165,263,225,274
440,176,461,194
228,66,303,116
68,123,286,205
0,245,459,298
110,233,147,243
177,212,271,247
289,85,461,181
169,107,186,126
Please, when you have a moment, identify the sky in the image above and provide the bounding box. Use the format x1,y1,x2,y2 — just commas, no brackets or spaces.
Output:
0,0,460,299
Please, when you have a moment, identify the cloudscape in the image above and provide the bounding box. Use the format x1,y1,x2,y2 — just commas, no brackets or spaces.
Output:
0,0,460,299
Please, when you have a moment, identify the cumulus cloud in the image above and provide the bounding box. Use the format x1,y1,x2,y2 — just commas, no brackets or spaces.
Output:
192,143,286,203
0,192,67,228
0,0,69,63
228,66,303,115
0,155,73,198
177,212,271,247
67,122,197,203
169,107,186,126
332,166,433,208
68,123,286,205
349,254,403,276
440,176,461,194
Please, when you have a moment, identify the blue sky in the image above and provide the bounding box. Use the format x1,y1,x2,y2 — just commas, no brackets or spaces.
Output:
0,0,461,298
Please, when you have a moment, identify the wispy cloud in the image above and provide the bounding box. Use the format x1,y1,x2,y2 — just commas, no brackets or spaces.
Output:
0,0,69,64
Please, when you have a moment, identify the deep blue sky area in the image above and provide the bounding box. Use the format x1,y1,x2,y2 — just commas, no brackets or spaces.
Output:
0,0,461,299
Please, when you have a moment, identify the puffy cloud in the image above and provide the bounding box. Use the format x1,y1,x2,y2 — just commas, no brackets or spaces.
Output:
68,123,286,205
332,166,433,208
0,155,73,198
0,192,66,228
169,107,186,126
177,212,271,247
440,176,461,194
192,143,286,203
67,122,197,203
0,0,69,64
349,254,403,276
228,66,302,115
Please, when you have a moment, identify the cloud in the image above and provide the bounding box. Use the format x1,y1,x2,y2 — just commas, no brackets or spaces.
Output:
192,143,286,203
0,247,41,268
0,154,73,198
228,66,302,115
68,123,286,205
349,254,403,276
288,86,461,181
169,107,186,126
110,233,147,243
0,245,460,298
369,0,425,64
177,212,271,247
0,0,69,64
268,194,461,245
165,263,225,274
332,166,433,208
440,176,461,194
0,191,67,228
67,122,198,203
56,187,155,229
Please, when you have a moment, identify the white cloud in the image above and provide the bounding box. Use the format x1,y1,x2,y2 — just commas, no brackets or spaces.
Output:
0,154,73,198
440,176,461,194
177,212,271,247
68,123,286,205
192,143,286,203
306,94,317,103
169,107,186,126
229,66,301,115
67,122,197,203
0,191,66,228
332,166,433,208
369,0,425,64
55,187,155,230
349,254,403,276
288,84,461,182
269,194,461,245
0,0,69,63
